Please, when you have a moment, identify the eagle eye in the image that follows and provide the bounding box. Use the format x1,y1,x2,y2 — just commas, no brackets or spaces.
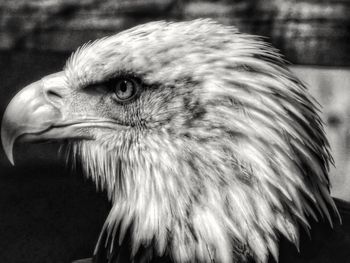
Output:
112,78,139,102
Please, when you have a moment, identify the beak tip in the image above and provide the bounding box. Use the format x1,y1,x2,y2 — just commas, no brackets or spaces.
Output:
1,143,15,166
8,154,15,166
1,141,15,166
1,125,16,166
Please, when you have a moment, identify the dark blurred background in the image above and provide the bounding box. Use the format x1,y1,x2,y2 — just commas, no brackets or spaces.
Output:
0,0,349,262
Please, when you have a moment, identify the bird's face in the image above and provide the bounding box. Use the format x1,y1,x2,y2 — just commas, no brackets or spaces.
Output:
1,20,337,263
1,20,246,198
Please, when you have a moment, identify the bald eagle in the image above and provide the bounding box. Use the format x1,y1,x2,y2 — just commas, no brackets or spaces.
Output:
1,19,339,263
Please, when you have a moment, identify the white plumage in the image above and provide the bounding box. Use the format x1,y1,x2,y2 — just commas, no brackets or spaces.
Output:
1,19,338,263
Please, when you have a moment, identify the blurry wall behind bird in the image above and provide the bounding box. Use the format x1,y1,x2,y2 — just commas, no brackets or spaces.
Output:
0,0,349,200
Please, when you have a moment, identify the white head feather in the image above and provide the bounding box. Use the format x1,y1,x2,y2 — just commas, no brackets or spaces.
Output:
64,19,337,263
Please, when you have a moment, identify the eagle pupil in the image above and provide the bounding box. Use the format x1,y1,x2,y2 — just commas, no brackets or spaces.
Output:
113,78,138,102
120,81,128,92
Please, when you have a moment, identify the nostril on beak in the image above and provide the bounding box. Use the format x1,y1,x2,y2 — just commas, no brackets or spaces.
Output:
41,71,67,107
44,87,64,107
47,89,63,99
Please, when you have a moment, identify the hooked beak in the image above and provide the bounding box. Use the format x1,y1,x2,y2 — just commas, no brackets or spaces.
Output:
1,72,90,165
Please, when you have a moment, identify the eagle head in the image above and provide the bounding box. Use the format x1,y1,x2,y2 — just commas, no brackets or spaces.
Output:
1,19,338,263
